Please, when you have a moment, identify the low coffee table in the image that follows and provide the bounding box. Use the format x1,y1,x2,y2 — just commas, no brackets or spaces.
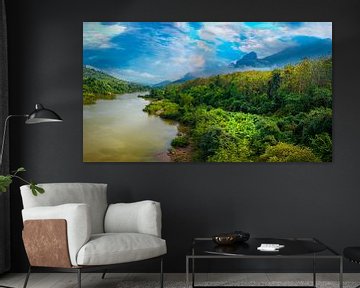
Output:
186,237,343,288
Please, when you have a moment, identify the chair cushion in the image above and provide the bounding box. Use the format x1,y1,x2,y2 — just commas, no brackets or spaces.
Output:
344,247,360,263
20,183,108,234
76,233,167,266
105,201,162,237
22,204,91,266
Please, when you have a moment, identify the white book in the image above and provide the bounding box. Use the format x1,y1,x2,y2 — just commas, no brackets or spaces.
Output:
257,243,285,251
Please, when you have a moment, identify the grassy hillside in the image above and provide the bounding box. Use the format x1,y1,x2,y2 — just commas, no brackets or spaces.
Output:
144,57,332,162
83,67,146,105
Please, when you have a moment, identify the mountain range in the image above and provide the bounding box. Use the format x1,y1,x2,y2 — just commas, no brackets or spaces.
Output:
153,73,199,87
154,36,332,87
231,36,332,69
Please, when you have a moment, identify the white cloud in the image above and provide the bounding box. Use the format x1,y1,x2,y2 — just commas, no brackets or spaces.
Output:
129,28,208,82
169,54,205,69
281,22,332,39
236,22,332,58
173,22,191,32
199,22,242,43
238,29,295,57
83,22,127,49
197,40,212,52
106,68,156,83
196,22,332,58
191,55,205,68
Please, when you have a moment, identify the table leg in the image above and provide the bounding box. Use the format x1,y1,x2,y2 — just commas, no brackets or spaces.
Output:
192,257,195,288
313,254,316,287
186,257,189,288
339,257,343,288
192,246,195,288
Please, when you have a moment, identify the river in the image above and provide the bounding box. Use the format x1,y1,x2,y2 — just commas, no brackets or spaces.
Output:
83,91,178,162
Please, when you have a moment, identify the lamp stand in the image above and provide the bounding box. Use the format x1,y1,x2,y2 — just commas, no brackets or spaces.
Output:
0,105,62,288
0,114,28,168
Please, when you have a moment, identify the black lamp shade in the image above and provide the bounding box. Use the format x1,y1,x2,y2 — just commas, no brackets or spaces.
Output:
25,104,63,124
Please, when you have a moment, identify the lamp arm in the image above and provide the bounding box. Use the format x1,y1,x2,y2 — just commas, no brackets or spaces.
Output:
0,114,28,169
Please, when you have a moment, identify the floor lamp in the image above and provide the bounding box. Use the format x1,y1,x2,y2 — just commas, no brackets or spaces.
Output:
0,103,62,288
0,104,63,167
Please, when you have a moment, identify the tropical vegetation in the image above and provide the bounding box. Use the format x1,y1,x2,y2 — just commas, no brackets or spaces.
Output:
83,67,146,105
144,57,332,162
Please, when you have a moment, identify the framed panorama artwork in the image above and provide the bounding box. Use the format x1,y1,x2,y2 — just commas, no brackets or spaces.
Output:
83,22,332,163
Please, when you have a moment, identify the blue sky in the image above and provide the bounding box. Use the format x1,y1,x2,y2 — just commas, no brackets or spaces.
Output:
83,22,332,85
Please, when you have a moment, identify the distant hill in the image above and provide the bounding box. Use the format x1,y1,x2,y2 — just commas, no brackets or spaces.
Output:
171,72,197,84
83,66,121,81
152,73,198,87
83,66,146,105
153,80,172,87
232,37,332,69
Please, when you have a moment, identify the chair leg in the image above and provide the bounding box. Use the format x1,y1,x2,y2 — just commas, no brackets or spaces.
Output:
160,257,164,288
101,270,107,279
23,266,31,288
77,269,81,288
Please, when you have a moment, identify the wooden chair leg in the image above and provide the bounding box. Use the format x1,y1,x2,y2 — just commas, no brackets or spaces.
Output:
22,266,31,288
77,269,81,288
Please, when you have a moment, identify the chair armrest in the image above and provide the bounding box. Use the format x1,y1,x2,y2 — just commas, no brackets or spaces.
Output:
104,200,162,237
22,203,91,266
23,219,72,268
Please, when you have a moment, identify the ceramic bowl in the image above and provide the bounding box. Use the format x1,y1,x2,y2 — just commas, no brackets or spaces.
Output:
212,233,238,245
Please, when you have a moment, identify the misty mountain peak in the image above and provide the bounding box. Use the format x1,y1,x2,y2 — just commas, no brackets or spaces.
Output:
242,52,258,60
232,37,331,69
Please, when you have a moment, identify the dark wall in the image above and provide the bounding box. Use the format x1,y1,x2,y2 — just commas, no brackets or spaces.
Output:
5,0,360,273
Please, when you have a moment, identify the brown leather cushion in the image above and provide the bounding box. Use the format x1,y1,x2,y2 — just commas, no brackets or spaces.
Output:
23,219,72,268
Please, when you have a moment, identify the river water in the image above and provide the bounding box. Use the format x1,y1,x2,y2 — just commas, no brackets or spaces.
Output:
83,91,178,162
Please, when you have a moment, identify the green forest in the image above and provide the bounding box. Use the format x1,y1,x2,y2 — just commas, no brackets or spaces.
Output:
144,57,332,162
83,67,146,105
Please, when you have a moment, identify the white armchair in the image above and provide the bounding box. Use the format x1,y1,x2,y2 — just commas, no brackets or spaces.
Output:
20,183,166,288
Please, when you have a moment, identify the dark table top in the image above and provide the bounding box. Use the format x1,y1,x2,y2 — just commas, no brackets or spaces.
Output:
191,238,340,257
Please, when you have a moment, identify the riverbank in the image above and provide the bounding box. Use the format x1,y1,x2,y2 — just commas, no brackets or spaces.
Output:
83,91,178,162
167,125,195,162
142,98,196,162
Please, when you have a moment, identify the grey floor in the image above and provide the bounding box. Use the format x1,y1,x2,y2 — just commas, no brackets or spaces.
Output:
0,273,359,288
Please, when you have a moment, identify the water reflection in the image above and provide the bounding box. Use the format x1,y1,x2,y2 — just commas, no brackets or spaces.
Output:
83,92,178,162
